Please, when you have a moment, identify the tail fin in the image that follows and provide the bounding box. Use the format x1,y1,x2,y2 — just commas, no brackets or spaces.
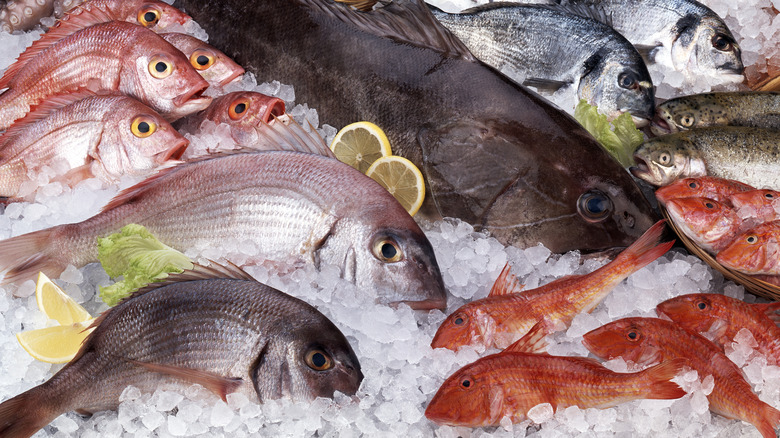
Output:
0,227,68,285
614,219,674,273
0,387,62,438
639,357,686,400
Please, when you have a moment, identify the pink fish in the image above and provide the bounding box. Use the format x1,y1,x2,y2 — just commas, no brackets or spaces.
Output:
655,176,755,207
728,189,780,227
664,196,742,254
717,221,780,276
160,33,245,88
55,0,191,31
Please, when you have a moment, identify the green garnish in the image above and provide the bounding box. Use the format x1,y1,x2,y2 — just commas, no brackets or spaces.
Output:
574,100,644,167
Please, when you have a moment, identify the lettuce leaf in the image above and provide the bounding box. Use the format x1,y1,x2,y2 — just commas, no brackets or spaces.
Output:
574,100,644,167
97,224,193,306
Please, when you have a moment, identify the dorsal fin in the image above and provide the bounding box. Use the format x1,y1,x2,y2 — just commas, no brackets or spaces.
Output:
503,320,553,354
545,2,613,27
0,7,117,89
335,0,379,12
757,302,780,324
253,115,336,158
307,0,476,61
488,263,524,297
121,260,255,301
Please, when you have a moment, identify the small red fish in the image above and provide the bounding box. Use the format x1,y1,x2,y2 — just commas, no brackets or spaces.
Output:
728,189,780,226
430,220,672,350
655,176,755,207
56,0,191,31
656,293,780,365
182,91,286,144
717,221,780,276
425,327,685,427
664,196,742,254
583,317,780,438
0,10,210,130
160,33,245,88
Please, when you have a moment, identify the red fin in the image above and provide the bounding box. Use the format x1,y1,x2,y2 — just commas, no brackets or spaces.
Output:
640,358,686,400
0,90,99,145
614,219,674,271
757,405,780,438
0,385,62,438
488,263,524,297
503,320,554,354
131,360,243,402
0,226,70,285
0,7,117,89
756,302,780,324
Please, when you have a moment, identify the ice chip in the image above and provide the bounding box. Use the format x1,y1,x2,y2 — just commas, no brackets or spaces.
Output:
527,403,554,423
210,401,235,427
167,414,188,436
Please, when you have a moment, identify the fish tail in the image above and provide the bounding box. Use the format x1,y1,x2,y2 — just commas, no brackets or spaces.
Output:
0,226,72,285
614,219,674,273
754,404,780,438
0,386,62,438
638,358,686,400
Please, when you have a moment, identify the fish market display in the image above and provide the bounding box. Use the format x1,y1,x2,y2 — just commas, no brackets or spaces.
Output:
663,197,741,254
654,175,755,206
425,335,685,427
583,317,780,438
431,220,671,350
0,263,363,438
0,91,188,198
0,126,447,309
630,127,780,188
717,221,780,276
554,0,743,83
0,9,210,130
160,33,244,88
172,0,657,254
652,91,780,134
657,293,780,364
430,3,655,123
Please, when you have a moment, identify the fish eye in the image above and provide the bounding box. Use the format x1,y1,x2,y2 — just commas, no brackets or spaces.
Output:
766,192,775,199
453,314,467,326
138,7,161,27
229,97,251,120
746,235,758,244
372,236,403,263
704,201,715,209
678,114,695,128
190,49,216,71
149,55,174,79
460,377,474,389
304,349,333,371
687,180,700,189
131,116,158,138
617,72,638,90
657,151,672,166
697,301,708,310
577,190,613,222
712,34,733,52
626,330,639,341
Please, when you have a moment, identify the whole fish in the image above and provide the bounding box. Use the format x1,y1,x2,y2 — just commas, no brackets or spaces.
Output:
0,121,447,310
663,197,741,254
431,220,672,350
583,317,780,438
0,91,188,198
729,189,780,226
652,92,780,135
425,331,685,427
656,293,780,364
0,263,363,438
554,0,743,81
429,3,654,123
171,0,658,254
0,9,211,130
160,33,245,88
717,221,780,276
654,176,755,207
630,127,780,188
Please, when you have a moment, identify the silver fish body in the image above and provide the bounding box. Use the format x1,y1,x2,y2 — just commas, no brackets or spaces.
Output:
556,0,743,81
652,91,780,135
0,151,447,309
0,269,363,438
630,126,780,188
431,3,654,123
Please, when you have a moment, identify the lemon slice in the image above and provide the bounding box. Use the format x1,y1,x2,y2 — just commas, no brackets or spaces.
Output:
36,272,92,325
16,319,96,363
366,155,425,216
330,121,392,173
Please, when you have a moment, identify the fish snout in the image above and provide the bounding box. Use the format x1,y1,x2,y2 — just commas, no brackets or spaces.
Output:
160,137,191,162
650,114,674,136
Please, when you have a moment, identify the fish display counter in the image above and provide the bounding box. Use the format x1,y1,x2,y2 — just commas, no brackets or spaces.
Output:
0,0,779,436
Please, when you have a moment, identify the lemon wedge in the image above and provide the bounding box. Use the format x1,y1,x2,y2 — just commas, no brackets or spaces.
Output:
330,121,392,173
35,272,92,325
16,320,95,363
366,155,426,216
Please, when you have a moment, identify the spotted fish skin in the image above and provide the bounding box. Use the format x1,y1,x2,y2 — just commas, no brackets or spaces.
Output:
652,92,780,135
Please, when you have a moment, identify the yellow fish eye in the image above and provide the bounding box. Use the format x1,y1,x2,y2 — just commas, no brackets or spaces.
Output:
149,56,174,79
228,97,251,120
373,237,403,263
190,49,216,71
131,116,158,138
138,7,161,27
305,349,333,371
746,235,758,244
678,114,695,128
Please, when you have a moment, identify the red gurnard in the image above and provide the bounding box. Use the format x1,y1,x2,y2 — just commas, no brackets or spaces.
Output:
657,293,780,364
431,220,672,350
663,196,742,254
654,176,755,207
583,317,780,438
717,221,780,276
729,189,780,226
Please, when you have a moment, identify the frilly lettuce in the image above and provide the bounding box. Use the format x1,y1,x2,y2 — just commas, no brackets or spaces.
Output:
97,224,193,306
574,100,644,167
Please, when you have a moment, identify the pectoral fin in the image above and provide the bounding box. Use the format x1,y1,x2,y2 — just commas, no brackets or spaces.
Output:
522,78,570,94
634,44,661,64
131,360,243,401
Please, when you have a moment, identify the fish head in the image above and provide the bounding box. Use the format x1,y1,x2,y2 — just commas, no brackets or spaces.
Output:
656,294,719,334
430,304,485,350
654,176,756,206
116,0,193,31
716,223,779,274
425,361,503,426
252,321,363,401
671,14,743,80
729,189,780,221
630,136,705,187
161,33,245,88
578,53,655,126
652,95,730,135
417,118,657,253
582,317,663,366
203,91,286,127
124,31,212,120
664,197,740,252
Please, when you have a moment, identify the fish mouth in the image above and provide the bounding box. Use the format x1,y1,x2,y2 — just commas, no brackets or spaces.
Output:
631,115,651,128
390,297,447,311
174,82,211,108
629,156,651,180
650,116,672,136
162,138,190,161
221,68,245,87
